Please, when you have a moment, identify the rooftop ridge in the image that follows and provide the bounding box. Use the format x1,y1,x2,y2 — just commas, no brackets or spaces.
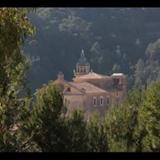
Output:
74,71,109,80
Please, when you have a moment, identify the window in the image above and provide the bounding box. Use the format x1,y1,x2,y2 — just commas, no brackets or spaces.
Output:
64,98,70,106
93,97,97,106
82,67,84,72
106,96,110,105
100,96,104,106
116,92,119,97
64,98,67,105
81,67,85,73
67,87,71,92
113,78,120,86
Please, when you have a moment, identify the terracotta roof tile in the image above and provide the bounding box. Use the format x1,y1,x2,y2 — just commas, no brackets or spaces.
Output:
69,82,108,94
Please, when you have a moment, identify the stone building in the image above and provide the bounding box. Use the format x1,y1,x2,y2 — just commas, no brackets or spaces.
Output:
54,49,127,117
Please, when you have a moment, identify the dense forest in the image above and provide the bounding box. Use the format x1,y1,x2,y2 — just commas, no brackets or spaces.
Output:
24,8,160,91
0,8,160,152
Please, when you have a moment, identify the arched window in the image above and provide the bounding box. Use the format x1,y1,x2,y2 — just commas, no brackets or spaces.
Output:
100,96,104,106
93,96,97,106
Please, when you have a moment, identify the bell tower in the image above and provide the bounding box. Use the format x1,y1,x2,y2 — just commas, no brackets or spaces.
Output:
74,49,90,76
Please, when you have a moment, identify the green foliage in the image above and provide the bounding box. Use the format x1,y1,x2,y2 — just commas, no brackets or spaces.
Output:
23,84,89,152
104,89,144,152
0,8,34,95
145,39,160,60
104,105,128,151
0,8,34,151
66,110,88,152
134,59,145,88
1,8,160,152
87,113,108,152
26,8,160,91
134,38,160,88
23,84,67,152
59,15,91,37
137,82,160,151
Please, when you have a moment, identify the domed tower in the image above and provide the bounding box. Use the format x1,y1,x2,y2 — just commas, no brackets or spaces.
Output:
74,49,90,76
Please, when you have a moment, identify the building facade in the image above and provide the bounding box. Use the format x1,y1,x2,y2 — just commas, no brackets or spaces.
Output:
54,50,127,117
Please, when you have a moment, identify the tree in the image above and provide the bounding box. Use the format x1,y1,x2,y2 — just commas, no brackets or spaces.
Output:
134,39,160,88
145,38,160,61
22,82,69,152
0,8,34,151
66,110,88,152
59,15,91,38
134,58,145,88
137,82,160,151
87,113,108,152
23,82,89,152
104,89,144,152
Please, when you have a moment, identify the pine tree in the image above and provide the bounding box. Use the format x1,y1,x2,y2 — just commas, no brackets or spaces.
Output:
66,110,88,152
0,8,34,151
23,83,69,152
104,89,144,152
23,82,89,152
87,113,108,152
137,82,160,151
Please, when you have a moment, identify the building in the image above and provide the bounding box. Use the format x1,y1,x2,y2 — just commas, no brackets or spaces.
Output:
54,49,127,117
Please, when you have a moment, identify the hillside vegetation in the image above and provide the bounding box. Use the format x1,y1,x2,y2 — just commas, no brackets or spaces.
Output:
25,8,160,91
0,8,160,152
